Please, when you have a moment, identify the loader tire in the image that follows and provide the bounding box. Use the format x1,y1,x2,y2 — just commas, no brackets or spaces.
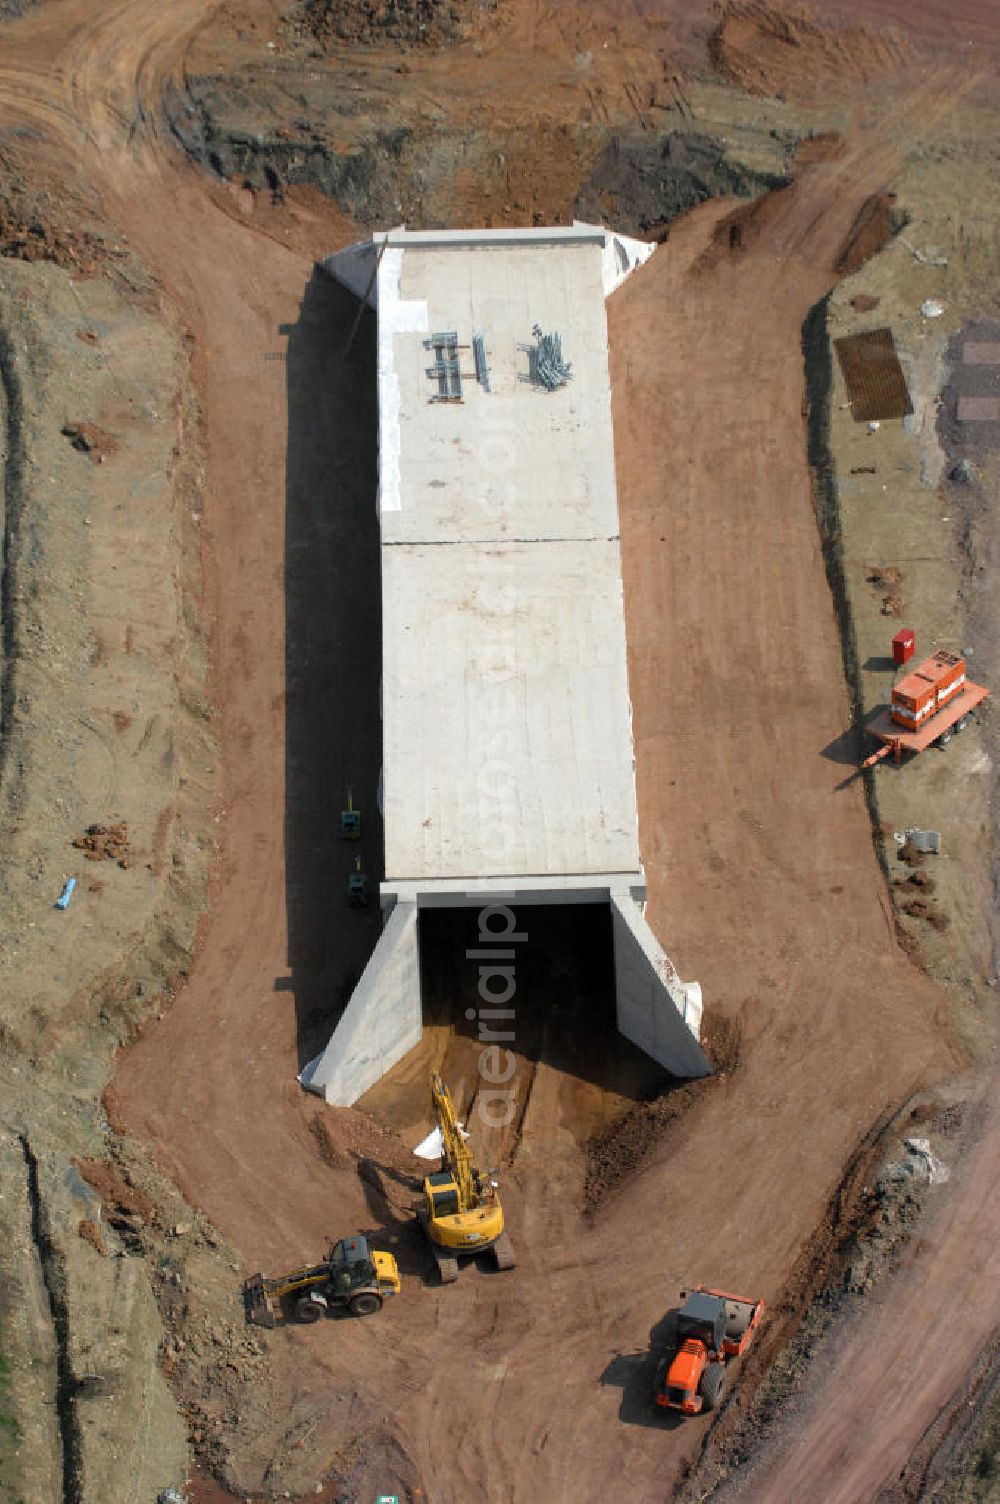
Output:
348,1292,383,1317
492,1232,516,1272
293,1295,324,1324
700,1364,725,1412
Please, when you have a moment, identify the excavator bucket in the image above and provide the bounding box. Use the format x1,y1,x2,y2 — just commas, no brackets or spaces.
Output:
242,1273,276,1329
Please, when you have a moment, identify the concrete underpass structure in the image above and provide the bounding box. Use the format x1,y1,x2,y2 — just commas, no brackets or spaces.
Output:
300,224,711,1105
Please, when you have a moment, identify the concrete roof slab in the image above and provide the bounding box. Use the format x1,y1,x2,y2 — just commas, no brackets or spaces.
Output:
382,537,639,881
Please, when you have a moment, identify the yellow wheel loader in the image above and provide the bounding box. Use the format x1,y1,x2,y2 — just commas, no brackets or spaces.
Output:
415,1074,516,1283
243,1234,400,1326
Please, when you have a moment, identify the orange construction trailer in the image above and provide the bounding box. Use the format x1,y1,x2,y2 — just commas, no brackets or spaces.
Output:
863,650,988,769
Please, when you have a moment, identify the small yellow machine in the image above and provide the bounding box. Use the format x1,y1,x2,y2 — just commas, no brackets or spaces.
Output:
417,1073,516,1283
243,1235,400,1326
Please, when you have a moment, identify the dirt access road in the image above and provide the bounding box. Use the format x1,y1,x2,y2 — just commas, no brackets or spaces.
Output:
0,0,366,1260
606,86,999,1503
0,0,993,1498
722,1087,1000,1502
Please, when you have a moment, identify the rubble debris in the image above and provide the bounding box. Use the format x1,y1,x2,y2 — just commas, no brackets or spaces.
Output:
74,1156,153,1234
72,820,131,867
894,869,936,894
865,563,903,616
61,420,119,463
300,0,498,51
866,564,903,589
1,188,108,271
904,1136,949,1183
899,237,947,267
899,894,950,932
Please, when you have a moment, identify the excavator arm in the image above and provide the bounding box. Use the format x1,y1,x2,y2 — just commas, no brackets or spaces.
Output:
430,1073,477,1211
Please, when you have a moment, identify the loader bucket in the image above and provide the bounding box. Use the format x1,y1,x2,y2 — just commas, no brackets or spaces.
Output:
242,1273,276,1328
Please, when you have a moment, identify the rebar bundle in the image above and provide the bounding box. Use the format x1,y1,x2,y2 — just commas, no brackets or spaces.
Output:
531,323,572,390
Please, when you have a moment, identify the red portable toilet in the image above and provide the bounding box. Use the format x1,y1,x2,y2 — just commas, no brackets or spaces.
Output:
892,628,915,666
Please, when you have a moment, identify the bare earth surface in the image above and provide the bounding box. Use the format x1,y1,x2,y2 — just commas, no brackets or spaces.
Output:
1,0,999,1500
725,1089,1000,1502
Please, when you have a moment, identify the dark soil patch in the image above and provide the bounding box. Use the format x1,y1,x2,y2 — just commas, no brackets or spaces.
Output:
297,0,498,50
583,1010,740,1214
701,1008,743,1075
308,1113,347,1170
583,1081,706,1215
171,63,789,238
834,193,904,275
575,132,786,239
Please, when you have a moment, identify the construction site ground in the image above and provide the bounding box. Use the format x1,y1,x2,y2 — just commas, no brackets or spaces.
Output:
0,2,998,1502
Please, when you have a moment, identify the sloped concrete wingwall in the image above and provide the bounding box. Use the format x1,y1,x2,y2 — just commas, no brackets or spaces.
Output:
611,894,711,1078
299,900,421,1105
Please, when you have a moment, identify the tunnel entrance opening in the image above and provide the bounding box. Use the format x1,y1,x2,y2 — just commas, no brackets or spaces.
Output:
357,902,672,1157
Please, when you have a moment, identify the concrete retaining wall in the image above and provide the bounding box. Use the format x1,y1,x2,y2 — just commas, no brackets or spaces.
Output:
611,893,711,1078
299,900,421,1104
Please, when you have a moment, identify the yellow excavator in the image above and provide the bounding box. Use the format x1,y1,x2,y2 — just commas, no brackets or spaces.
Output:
417,1073,516,1283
